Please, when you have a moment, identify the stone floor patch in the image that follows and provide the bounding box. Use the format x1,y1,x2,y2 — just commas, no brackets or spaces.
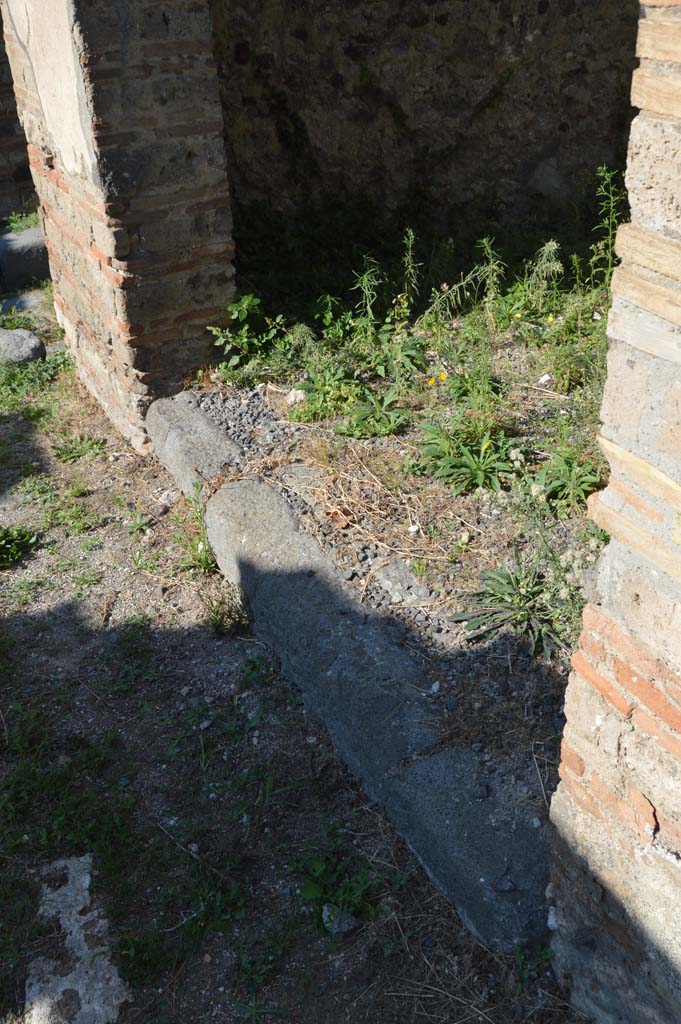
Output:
25,855,128,1024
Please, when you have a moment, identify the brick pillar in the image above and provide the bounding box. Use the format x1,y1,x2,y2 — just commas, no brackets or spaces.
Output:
0,0,234,449
550,4,681,1022
0,13,32,218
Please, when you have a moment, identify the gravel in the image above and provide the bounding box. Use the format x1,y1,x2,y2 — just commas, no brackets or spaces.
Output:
199,386,301,459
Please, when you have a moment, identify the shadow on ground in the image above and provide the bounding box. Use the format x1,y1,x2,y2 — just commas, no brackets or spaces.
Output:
0,411,45,498
1,549,574,1024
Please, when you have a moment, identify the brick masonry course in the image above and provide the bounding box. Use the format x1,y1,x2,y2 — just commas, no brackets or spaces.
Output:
0,0,235,448
550,7,681,1020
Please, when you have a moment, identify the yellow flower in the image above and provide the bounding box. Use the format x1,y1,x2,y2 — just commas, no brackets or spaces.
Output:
483,440,491,451
514,312,522,320
439,371,448,381
547,315,555,324
427,377,436,386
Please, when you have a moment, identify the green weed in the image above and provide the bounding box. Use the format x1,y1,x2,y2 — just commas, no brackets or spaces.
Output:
589,165,627,289
0,306,36,331
294,828,391,929
131,548,163,573
74,568,103,595
335,388,411,438
417,422,516,494
172,484,217,575
127,507,153,534
238,656,279,690
235,920,301,998
200,582,250,636
106,616,157,692
291,365,364,421
0,524,39,569
535,452,603,515
42,496,102,535
454,550,561,655
514,945,554,994
53,433,105,463
0,351,69,413
4,209,39,234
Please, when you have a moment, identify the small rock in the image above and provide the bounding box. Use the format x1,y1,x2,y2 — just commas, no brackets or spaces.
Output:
158,488,179,505
286,388,306,407
0,327,45,365
322,904,359,936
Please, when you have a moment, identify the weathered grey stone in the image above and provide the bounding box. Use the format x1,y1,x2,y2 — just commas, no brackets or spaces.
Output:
204,476,550,952
374,557,431,607
145,392,242,498
0,226,48,292
25,855,128,1024
322,904,359,936
0,326,45,364
595,540,681,673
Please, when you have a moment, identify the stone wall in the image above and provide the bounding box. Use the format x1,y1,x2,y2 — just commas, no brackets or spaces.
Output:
209,0,639,224
0,0,234,448
550,4,681,1021
0,14,31,219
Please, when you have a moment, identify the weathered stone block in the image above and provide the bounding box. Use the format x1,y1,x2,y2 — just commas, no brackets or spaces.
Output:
600,338,655,443
0,325,43,362
627,113,681,240
608,297,681,365
637,18,681,62
632,67,681,120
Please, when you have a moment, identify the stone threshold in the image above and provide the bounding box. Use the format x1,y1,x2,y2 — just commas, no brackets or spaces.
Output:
145,391,551,954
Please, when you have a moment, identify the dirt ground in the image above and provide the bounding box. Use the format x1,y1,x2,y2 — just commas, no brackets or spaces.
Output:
0,345,582,1023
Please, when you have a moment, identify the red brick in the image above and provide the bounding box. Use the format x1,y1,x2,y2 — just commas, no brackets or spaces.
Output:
591,772,655,843
582,606,681,701
614,659,681,735
627,784,658,837
571,651,634,717
561,740,586,778
558,766,603,822
578,629,608,666
633,709,681,762
657,815,681,855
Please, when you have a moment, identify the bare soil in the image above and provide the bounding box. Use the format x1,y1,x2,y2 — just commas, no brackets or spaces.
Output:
0,355,581,1023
